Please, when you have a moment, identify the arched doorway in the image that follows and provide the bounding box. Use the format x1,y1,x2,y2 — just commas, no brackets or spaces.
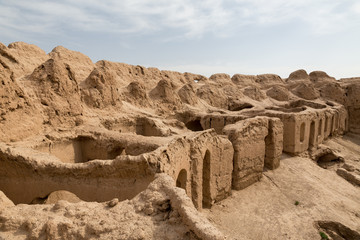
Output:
176,169,187,192
318,119,323,138
309,121,315,147
300,122,305,143
202,150,211,208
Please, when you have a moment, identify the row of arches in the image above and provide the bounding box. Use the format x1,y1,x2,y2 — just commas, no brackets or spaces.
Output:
299,111,347,150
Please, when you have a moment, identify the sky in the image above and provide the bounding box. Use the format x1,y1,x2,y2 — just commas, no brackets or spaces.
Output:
1,0,360,79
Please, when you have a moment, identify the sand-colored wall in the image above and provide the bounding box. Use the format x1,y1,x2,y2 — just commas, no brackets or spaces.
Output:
0,144,156,204
151,130,234,209
224,117,269,190
265,118,283,169
265,104,347,154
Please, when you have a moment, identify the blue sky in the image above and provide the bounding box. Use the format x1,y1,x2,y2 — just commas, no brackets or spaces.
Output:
1,0,359,79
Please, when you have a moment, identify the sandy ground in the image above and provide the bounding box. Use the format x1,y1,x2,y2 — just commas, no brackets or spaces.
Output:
204,134,360,240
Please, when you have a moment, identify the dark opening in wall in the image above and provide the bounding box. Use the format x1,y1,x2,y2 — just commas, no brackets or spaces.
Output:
265,106,305,113
330,116,334,135
202,150,211,209
289,100,326,109
316,152,343,169
309,121,315,147
318,119,323,137
326,101,335,106
176,169,187,192
325,117,329,133
334,113,339,130
300,122,306,143
345,117,348,131
185,120,204,131
228,102,253,111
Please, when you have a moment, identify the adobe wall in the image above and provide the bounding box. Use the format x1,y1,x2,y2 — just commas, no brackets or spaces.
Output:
265,118,284,169
150,130,234,209
200,114,247,134
264,104,347,154
342,82,360,133
223,117,269,190
0,143,156,204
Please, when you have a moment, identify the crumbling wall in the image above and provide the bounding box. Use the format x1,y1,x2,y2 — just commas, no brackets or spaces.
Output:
0,143,156,204
0,174,225,240
224,117,269,190
265,118,283,169
189,133,233,209
342,83,359,133
264,104,347,154
150,130,233,209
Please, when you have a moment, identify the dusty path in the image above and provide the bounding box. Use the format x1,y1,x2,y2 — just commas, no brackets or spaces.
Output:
204,135,360,240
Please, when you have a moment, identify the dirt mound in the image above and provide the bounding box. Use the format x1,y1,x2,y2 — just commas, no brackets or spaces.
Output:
309,71,336,86
123,81,151,107
266,85,290,101
1,42,48,78
291,82,320,100
178,83,198,105
231,74,258,87
149,79,182,113
29,58,83,125
243,86,266,101
81,60,122,109
287,69,310,81
49,46,94,81
45,190,82,204
209,73,232,85
256,74,284,88
196,84,228,108
0,64,42,142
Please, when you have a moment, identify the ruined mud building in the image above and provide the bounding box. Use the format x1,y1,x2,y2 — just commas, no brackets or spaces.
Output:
0,42,360,240
0,43,356,215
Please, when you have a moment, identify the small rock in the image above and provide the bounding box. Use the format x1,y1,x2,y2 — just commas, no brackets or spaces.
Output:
107,198,119,208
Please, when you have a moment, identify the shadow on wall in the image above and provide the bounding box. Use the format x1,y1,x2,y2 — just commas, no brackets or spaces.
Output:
176,169,187,192
185,119,204,131
202,150,211,209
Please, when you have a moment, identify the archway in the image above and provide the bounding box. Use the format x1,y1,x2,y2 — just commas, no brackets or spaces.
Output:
300,122,305,143
318,119,323,137
176,169,187,192
325,116,328,133
202,150,211,208
309,121,315,147
334,113,339,130
185,120,203,131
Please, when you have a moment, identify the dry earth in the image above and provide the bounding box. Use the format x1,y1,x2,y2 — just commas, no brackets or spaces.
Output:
0,42,359,240
204,134,360,240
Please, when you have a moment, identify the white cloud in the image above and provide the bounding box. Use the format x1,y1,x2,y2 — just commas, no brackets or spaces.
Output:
0,0,359,39
0,0,233,37
353,2,360,14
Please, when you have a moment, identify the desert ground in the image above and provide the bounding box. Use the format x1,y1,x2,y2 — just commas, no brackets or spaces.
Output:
0,42,359,240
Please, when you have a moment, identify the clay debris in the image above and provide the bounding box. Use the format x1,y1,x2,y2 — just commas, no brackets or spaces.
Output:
1,42,360,239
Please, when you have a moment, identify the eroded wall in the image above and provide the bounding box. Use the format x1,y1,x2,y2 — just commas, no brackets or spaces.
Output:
224,117,269,190
150,130,234,209
0,144,156,204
